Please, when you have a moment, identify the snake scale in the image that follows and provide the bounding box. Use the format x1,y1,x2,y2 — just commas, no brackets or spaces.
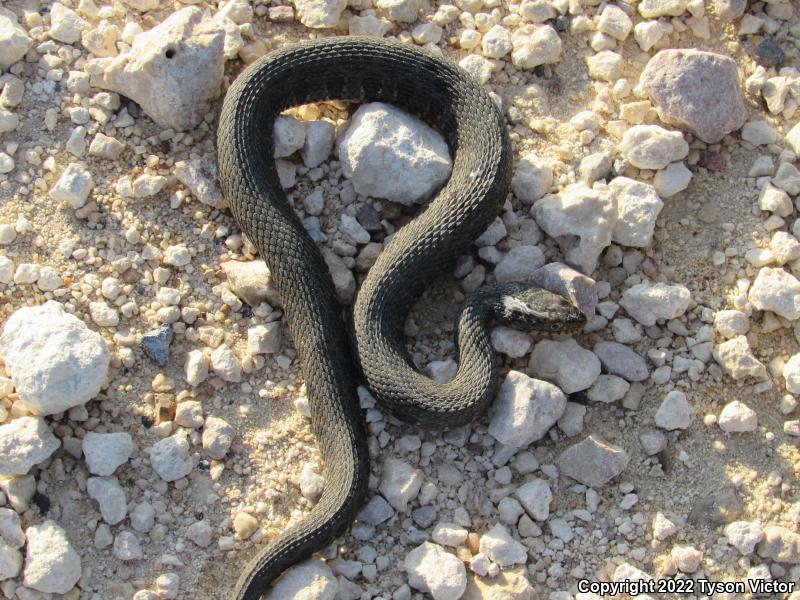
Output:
217,37,584,599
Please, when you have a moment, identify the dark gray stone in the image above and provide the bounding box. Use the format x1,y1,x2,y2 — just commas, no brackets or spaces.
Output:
593,341,648,382
140,325,173,367
357,495,395,526
688,486,743,527
411,505,437,529
754,38,784,68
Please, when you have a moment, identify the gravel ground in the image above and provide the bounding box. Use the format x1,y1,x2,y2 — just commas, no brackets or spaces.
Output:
1,0,800,599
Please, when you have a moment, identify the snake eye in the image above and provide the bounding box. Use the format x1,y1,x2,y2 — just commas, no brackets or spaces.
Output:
550,322,562,331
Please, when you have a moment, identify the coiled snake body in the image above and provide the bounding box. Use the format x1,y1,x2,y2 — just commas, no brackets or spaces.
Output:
217,37,584,599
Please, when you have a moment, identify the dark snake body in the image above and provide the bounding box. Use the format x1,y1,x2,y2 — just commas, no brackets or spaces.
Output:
217,37,583,599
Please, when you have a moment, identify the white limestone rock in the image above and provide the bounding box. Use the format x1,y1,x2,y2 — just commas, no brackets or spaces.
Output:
493,245,546,283
558,402,586,436
491,327,531,358
529,338,601,393
175,400,204,428
404,542,466,600
124,1,158,13
0,538,21,580
50,163,94,209
671,545,703,573
593,341,648,382
0,417,60,476
186,520,214,548
210,344,242,382
164,244,191,268
654,162,692,198
49,3,86,44
247,323,281,355
770,231,800,265
619,283,691,327
150,431,193,482
328,250,361,298
0,508,24,549
598,4,632,40
725,521,764,555
299,463,324,502
578,152,612,184
609,177,663,248
426,359,457,384
511,153,553,204
130,502,155,533
774,162,800,196
113,530,143,561
743,120,778,146
713,335,767,380
587,50,623,82
302,120,335,168
515,479,551,521
379,458,423,511
93,8,225,131
174,158,225,208
479,524,527,567
759,184,792,217
0,9,32,71
376,0,420,22
266,557,338,599
432,523,468,547
714,310,749,338
757,526,800,563
185,349,209,387
358,495,395,525
482,24,512,59
587,374,630,403
82,20,121,58
620,125,689,170
339,215,370,244
557,435,629,488
338,103,451,206
349,14,392,36
0,108,19,134
296,0,348,26
203,416,234,459
718,400,758,433
488,370,566,447
748,267,800,320
520,0,556,22
532,183,616,273
784,353,800,394
459,54,494,84
89,301,119,327
655,390,692,430
222,259,280,307
640,430,667,455
639,0,688,17
87,476,128,525
23,521,81,594
273,115,306,158
83,432,134,476
510,25,562,70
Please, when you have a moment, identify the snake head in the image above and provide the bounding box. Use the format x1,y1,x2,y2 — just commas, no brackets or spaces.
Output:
496,285,586,333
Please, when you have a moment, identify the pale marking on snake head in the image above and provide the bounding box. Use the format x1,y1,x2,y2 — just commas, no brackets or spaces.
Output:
501,295,551,319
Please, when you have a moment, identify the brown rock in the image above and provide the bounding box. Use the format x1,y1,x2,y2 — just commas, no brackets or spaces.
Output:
640,49,747,143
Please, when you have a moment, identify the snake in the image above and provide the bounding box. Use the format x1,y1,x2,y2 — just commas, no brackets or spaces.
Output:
216,36,585,599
